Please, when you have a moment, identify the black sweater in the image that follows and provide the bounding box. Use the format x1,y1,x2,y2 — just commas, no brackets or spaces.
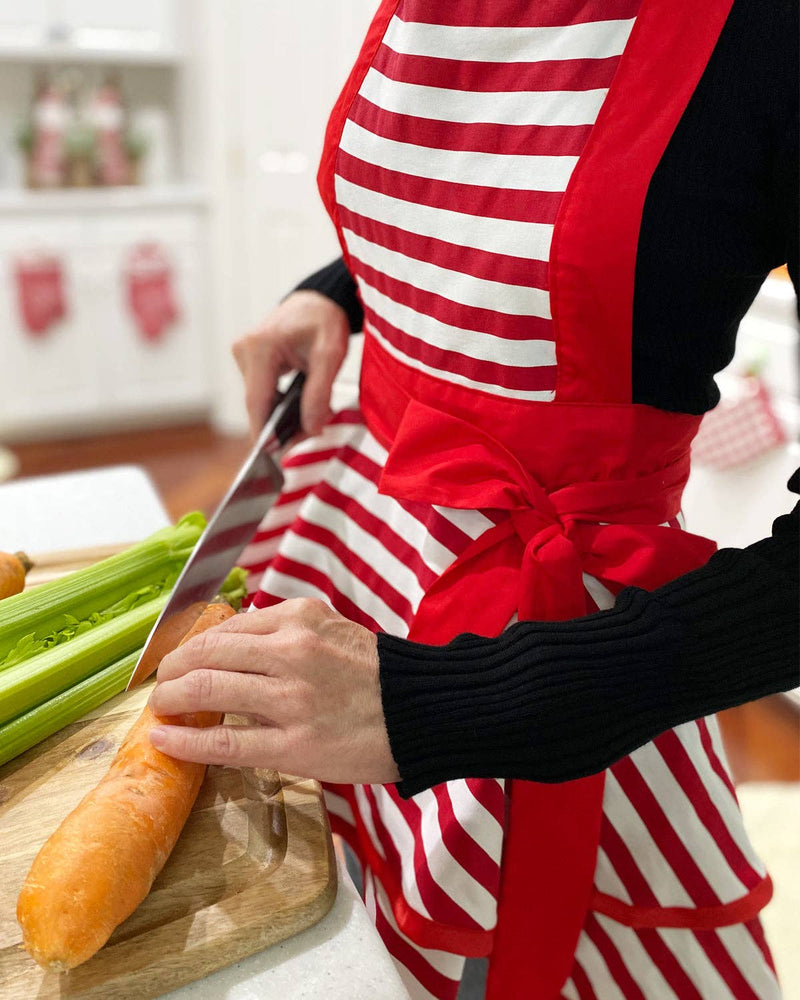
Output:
294,0,800,796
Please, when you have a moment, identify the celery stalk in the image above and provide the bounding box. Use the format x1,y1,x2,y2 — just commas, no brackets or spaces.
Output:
0,512,204,665
0,593,168,727
0,650,138,768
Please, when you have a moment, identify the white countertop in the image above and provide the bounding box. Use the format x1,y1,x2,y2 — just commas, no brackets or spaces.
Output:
0,464,409,1000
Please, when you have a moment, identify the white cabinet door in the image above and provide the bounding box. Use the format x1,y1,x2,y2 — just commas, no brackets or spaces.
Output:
52,0,177,54
83,211,208,420
0,0,49,47
0,218,103,436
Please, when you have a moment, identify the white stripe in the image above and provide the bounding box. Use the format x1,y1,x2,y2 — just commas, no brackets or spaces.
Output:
335,172,554,261
603,770,695,908
447,779,505,863
384,17,636,63
373,789,434,920
715,923,781,998
590,916,680,999
371,875,466,989
362,66,608,127
582,571,616,611
365,317,556,402
347,228,551,318
675,721,767,877
323,789,356,827
630,741,751,902
573,927,629,1000
656,926,741,1000
301,493,426,610
279,533,407,633
354,785,386,861
414,787,499,929
341,118,578,192
358,278,556,368
257,568,332,606
561,978,580,1000
431,504,494,542
594,846,633,904
330,447,464,578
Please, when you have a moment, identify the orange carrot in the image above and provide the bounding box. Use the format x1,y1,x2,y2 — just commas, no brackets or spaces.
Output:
0,551,32,599
16,601,236,971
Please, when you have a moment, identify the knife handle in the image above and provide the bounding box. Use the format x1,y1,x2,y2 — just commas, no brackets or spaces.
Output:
266,371,306,450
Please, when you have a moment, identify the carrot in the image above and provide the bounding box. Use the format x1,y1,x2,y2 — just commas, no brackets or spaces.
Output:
0,551,32,600
16,601,236,971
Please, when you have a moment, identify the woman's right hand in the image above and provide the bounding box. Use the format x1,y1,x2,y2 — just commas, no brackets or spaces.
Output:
232,289,351,440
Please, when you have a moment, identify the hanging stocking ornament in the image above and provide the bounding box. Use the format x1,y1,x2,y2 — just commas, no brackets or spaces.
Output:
14,253,68,337
125,242,179,343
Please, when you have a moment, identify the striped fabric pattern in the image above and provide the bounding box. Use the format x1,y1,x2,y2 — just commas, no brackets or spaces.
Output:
334,1,639,401
238,1,778,996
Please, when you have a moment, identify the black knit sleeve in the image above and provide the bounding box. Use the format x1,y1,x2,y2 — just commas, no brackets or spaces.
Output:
293,257,364,333
379,474,799,798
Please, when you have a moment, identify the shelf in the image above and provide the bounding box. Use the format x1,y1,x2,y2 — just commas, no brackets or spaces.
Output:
0,42,182,67
0,184,209,213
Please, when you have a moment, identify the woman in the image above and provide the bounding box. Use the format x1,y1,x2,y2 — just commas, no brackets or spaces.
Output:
151,0,798,996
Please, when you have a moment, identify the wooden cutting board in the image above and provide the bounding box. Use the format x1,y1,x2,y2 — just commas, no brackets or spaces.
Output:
0,614,337,998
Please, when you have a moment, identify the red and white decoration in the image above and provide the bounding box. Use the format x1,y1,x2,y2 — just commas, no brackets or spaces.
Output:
14,253,68,337
692,376,788,470
124,243,179,343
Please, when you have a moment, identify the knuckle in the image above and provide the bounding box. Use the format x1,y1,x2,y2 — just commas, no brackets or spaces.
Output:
186,668,216,705
207,725,237,758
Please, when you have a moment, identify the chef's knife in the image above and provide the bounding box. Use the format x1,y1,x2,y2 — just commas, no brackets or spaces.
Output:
126,371,306,690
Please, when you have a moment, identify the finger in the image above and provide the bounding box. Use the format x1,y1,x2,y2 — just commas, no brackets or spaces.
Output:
149,722,285,770
156,628,285,683
149,668,277,721
211,598,332,635
301,335,347,435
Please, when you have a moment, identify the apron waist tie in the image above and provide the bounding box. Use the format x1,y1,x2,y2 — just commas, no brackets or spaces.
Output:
376,398,762,997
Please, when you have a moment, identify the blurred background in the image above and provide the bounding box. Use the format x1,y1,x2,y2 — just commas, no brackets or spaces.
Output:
0,1,796,991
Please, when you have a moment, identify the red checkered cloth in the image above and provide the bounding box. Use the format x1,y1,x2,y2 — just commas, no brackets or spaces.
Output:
691,375,788,470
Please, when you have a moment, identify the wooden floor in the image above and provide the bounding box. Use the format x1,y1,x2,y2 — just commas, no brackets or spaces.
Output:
6,421,799,786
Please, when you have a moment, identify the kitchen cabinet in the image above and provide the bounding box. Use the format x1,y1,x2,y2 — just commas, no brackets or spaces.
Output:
0,190,209,438
0,0,179,62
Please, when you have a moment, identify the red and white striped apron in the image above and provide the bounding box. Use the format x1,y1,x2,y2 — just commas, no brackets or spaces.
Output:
240,2,779,997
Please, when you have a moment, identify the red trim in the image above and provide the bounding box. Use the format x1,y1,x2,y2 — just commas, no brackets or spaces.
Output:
592,876,774,930
550,0,736,404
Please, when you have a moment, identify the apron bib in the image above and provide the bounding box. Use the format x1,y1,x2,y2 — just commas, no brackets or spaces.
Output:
243,2,778,996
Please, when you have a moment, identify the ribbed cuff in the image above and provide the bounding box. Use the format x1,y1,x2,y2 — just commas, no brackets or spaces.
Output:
379,519,798,798
294,257,364,333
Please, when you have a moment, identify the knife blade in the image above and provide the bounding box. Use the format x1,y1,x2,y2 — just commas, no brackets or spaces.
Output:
126,371,306,690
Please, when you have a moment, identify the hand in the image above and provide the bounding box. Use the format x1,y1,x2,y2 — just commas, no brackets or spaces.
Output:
148,599,401,785
232,290,350,439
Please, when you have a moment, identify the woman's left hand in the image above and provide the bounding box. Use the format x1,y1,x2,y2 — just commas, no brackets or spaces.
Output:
148,599,401,785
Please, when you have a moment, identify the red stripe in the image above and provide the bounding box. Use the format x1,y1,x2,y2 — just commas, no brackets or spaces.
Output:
611,755,724,908
399,0,643,27
313,480,440,592
191,519,265,558
656,729,764,889
690,927,765,1000
696,718,738,800
282,445,341,469
357,258,555,342
287,517,415,623
568,958,599,1000
253,555,380,630
338,142,566,222
431,783,501,898
363,786,485,934
337,445,479,556
372,43,621,93
372,888,461,1000
350,90,590,160
598,815,658,907
583,912,646,1000
338,203,550,288
745,916,777,975
364,303,558,393
635,927,703,999
465,778,506,824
